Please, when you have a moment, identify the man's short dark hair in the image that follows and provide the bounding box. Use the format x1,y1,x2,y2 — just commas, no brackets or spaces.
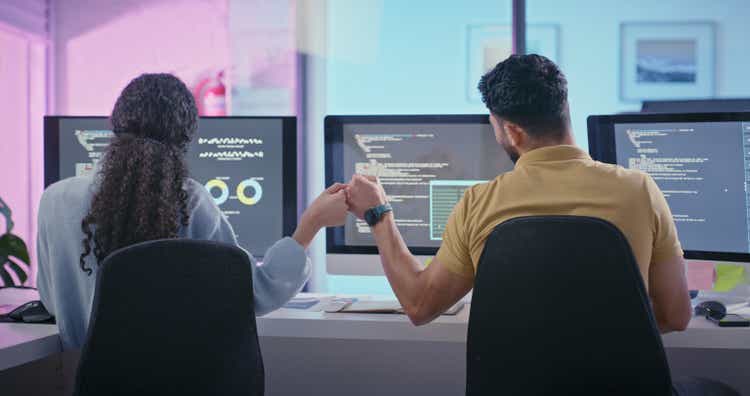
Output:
478,54,569,139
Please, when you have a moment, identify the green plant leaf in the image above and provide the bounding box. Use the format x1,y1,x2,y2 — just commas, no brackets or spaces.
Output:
0,233,30,286
0,256,14,286
0,234,29,265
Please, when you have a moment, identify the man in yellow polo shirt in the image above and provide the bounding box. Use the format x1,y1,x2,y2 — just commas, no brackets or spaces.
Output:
345,54,691,333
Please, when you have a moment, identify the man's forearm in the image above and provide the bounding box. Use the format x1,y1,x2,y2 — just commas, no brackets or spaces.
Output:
653,303,691,334
370,213,425,308
656,315,683,334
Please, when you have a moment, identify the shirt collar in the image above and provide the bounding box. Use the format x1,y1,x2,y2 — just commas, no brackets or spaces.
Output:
515,145,591,167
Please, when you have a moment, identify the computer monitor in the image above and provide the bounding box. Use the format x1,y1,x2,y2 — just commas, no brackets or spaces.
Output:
325,115,514,275
43,116,297,258
641,99,750,113
587,112,750,262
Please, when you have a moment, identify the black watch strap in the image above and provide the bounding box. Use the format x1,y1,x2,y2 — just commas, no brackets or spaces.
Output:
364,203,393,226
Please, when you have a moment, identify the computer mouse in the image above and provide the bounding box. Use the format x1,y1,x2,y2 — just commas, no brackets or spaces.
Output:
694,300,726,320
8,300,54,323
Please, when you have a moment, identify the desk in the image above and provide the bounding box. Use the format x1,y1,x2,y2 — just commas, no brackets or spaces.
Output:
2,292,750,395
260,295,750,348
0,323,60,371
0,289,61,371
256,296,750,396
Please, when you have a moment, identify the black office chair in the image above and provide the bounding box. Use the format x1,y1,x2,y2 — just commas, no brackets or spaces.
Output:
466,216,672,396
73,239,264,396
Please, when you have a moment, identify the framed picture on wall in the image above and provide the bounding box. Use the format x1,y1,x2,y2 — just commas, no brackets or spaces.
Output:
620,22,715,102
466,24,560,103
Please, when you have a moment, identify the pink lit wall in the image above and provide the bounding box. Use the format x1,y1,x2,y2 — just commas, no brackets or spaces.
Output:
0,25,46,287
54,0,231,115
3,0,291,286
2,0,230,285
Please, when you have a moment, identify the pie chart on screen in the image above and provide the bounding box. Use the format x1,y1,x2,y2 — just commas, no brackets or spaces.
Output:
237,179,263,206
205,179,229,206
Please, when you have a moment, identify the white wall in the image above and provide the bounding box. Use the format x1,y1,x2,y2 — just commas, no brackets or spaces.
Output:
322,0,513,294
319,0,750,295
53,0,230,115
0,30,32,284
528,0,750,146
326,0,512,115
0,25,46,286
0,0,48,38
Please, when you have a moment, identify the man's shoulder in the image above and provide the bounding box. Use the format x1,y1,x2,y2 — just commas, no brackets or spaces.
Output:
587,160,651,187
465,174,508,200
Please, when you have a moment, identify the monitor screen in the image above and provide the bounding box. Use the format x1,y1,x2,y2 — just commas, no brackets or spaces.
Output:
641,99,750,114
44,116,297,257
587,112,750,262
325,115,514,255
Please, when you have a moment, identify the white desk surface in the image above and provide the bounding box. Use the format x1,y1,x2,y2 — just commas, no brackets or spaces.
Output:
259,294,471,343
0,289,62,371
1,291,749,372
0,323,61,371
261,294,750,350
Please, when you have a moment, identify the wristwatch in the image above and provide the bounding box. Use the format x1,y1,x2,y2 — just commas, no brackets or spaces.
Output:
364,203,393,227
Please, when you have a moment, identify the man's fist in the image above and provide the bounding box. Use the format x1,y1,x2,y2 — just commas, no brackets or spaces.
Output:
346,174,388,220
305,183,350,228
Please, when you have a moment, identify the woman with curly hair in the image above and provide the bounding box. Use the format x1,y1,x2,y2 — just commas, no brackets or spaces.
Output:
36,74,347,349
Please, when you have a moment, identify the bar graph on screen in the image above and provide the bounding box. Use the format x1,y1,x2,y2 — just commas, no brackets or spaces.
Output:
429,180,486,240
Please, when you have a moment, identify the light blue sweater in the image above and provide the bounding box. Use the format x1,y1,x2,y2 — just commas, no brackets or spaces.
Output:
36,175,310,350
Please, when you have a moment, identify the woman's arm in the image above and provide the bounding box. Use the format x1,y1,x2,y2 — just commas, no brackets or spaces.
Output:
251,237,310,315
188,193,304,315
188,181,349,315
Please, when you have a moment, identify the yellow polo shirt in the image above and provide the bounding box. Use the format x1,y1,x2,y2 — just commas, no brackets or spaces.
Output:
435,145,683,287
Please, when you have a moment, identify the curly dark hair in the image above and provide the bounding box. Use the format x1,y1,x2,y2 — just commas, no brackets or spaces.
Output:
79,73,198,274
478,54,569,139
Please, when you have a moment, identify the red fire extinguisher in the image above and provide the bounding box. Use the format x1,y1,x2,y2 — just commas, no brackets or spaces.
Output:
192,71,227,116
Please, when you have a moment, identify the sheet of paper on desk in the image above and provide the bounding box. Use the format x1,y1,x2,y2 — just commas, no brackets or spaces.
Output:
687,261,714,290
283,297,320,309
727,302,750,316
338,300,465,315
713,264,746,292
341,300,402,313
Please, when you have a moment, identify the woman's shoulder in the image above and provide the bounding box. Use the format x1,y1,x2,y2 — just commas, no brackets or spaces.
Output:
44,175,93,194
184,178,212,204
180,178,236,240
41,176,95,209
183,177,204,193
38,175,96,232
183,178,222,217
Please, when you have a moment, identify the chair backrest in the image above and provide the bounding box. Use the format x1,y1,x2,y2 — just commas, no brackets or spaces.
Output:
73,239,263,396
466,216,672,396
